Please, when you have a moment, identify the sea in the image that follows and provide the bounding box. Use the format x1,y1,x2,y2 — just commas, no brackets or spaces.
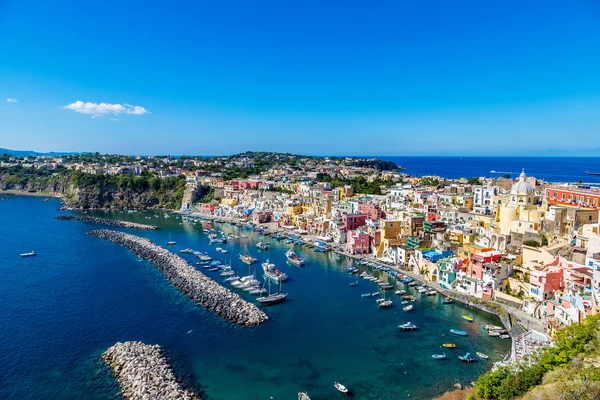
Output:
376,156,600,183
0,195,511,400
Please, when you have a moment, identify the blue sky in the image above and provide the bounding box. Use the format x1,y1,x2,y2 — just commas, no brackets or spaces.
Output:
1,1,600,156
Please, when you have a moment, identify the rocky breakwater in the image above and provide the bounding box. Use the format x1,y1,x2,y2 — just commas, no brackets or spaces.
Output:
56,215,158,230
88,229,268,326
103,341,200,400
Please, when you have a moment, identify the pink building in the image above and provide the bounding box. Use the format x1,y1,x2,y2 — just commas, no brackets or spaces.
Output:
343,213,367,231
468,251,507,280
529,265,564,301
358,203,383,220
251,211,272,224
347,230,371,255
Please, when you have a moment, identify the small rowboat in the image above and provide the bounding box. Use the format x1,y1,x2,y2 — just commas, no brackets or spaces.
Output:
450,329,468,336
431,353,446,360
361,293,372,298
462,315,473,322
442,297,454,304
476,352,489,359
334,382,348,394
372,292,380,296
442,343,456,348
458,352,476,363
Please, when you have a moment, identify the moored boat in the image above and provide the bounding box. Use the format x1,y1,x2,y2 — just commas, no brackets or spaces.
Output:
20,251,36,257
476,352,489,359
262,260,288,282
399,322,417,331
450,329,468,336
403,304,413,312
458,352,476,363
334,382,348,394
167,241,176,245
239,253,257,265
256,241,269,250
442,343,456,348
442,297,454,304
431,353,446,360
462,315,474,322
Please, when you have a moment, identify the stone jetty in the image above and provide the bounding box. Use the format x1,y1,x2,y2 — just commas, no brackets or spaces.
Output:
56,215,158,230
88,229,268,326
103,341,200,400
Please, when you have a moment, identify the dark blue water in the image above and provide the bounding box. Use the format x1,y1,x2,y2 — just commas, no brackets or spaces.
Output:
375,156,600,183
0,195,510,399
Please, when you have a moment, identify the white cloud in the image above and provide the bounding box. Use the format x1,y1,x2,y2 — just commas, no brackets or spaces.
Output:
6,98,18,103
62,100,150,116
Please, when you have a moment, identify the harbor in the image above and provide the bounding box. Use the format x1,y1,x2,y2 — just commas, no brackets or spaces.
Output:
0,196,511,400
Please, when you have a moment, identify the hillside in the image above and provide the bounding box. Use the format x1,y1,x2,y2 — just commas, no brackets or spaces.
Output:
0,167,186,210
436,314,600,400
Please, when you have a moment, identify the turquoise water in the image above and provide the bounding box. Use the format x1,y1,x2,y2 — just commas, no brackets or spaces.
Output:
0,195,510,399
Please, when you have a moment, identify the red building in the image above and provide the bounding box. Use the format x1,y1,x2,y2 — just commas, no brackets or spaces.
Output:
545,186,600,209
343,213,367,231
201,202,219,214
468,251,507,280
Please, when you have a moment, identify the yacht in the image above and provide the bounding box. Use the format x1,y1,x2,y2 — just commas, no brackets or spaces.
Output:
399,322,417,331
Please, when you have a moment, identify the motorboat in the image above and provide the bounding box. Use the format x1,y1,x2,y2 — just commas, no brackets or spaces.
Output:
262,260,288,282
378,300,393,308
458,352,476,363
403,304,413,312
442,297,454,304
484,324,503,331
462,315,474,322
349,281,359,287
256,241,269,250
426,290,437,296
167,241,176,246
20,251,36,257
476,352,489,359
395,290,407,295
499,334,510,339
399,322,417,331
450,329,468,336
286,250,305,266
361,293,372,298
334,382,348,394
488,330,501,337
239,253,257,265
431,353,446,360
179,248,194,254
442,343,456,348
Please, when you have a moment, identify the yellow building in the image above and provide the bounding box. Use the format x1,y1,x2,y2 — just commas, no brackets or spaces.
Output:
286,202,303,216
221,198,238,206
375,219,403,257
497,170,544,236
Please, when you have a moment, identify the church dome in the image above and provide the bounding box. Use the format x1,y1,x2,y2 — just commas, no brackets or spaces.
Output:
510,169,534,195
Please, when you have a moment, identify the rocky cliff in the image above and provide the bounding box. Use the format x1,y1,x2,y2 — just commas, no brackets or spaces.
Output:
0,172,185,210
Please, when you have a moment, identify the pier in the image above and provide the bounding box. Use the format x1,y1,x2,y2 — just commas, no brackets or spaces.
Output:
103,341,200,400
88,229,268,326
56,215,158,230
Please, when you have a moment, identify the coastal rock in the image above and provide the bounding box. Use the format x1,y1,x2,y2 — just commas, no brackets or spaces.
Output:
103,341,200,400
56,215,158,230
88,229,268,326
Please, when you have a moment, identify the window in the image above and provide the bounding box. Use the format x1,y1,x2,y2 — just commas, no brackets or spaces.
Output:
553,192,558,199
575,196,579,202
569,194,573,201
562,193,566,200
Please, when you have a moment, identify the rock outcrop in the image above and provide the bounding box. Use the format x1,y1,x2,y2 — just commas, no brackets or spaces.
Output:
88,229,268,326
55,215,158,230
103,341,200,400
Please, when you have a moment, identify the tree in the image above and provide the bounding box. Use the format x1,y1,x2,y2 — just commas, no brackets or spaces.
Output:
504,174,511,179
467,177,482,185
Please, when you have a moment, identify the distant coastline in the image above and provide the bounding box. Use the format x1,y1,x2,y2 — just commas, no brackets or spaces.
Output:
0,189,64,199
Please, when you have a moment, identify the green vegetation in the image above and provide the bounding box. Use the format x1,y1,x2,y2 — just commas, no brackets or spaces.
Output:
319,174,398,195
474,314,600,400
524,240,541,247
468,177,483,185
196,187,215,203
421,177,440,187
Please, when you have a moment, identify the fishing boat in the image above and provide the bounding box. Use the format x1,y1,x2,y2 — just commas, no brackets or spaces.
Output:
395,290,407,295
431,353,446,360
399,322,417,331
349,281,359,287
239,253,257,265
476,352,489,359
256,241,269,250
256,280,287,305
442,297,454,304
403,304,413,312
262,260,288,282
20,251,36,257
450,329,468,336
458,352,476,363
442,343,456,348
462,315,474,322
334,382,348,394
167,241,176,246
285,249,305,266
